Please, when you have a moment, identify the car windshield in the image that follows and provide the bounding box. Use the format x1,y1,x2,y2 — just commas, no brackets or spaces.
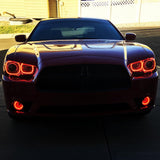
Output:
28,19,124,41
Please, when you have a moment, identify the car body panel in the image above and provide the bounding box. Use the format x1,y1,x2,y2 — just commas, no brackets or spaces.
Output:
2,18,158,117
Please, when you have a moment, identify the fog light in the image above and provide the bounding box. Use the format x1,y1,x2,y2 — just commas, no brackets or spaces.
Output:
142,96,150,106
13,101,24,111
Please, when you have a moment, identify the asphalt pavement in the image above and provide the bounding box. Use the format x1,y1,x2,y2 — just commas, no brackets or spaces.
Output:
0,28,160,160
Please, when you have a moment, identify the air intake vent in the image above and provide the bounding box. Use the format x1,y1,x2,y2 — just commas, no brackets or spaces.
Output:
36,64,131,92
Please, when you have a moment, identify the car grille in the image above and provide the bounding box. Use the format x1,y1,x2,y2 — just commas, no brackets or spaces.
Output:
36,64,131,92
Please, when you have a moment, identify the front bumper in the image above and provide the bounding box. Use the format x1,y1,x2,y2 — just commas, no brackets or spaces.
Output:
2,71,158,116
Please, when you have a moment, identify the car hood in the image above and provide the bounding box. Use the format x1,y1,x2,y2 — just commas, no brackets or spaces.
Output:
14,40,154,68
27,40,127,66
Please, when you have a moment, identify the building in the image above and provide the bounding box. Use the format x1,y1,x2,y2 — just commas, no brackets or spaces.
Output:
0,0,80,19
0,0,160,26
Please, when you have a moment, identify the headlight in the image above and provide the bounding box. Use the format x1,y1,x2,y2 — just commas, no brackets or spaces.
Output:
5,61,20,76
143,58,156,73
21,63,35,75
128,57,156,77
4,60,38,81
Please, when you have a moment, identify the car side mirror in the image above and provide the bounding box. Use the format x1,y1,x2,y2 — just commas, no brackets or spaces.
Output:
15,34,27,42
125,33,136,41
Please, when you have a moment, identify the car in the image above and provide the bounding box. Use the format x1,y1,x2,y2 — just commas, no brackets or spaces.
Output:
2,18,158,119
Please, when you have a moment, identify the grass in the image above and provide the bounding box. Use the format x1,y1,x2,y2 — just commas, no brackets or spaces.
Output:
0,21,37,34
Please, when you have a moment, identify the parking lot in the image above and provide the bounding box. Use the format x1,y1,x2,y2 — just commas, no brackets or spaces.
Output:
0,27,160,160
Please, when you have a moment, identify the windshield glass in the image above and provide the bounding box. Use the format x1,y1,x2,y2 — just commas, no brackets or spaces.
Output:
28,19,124,41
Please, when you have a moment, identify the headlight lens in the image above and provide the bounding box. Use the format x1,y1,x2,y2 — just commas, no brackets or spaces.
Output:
4,60,38,81
143,58,156,73
21,63,34,75
130,61,143,72
6,61,20,76
128,58,156,77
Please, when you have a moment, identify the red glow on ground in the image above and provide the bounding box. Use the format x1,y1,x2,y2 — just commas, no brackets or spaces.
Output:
140,106,149,110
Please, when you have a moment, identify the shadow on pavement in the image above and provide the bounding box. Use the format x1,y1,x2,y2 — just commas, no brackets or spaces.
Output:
0,112,109,160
